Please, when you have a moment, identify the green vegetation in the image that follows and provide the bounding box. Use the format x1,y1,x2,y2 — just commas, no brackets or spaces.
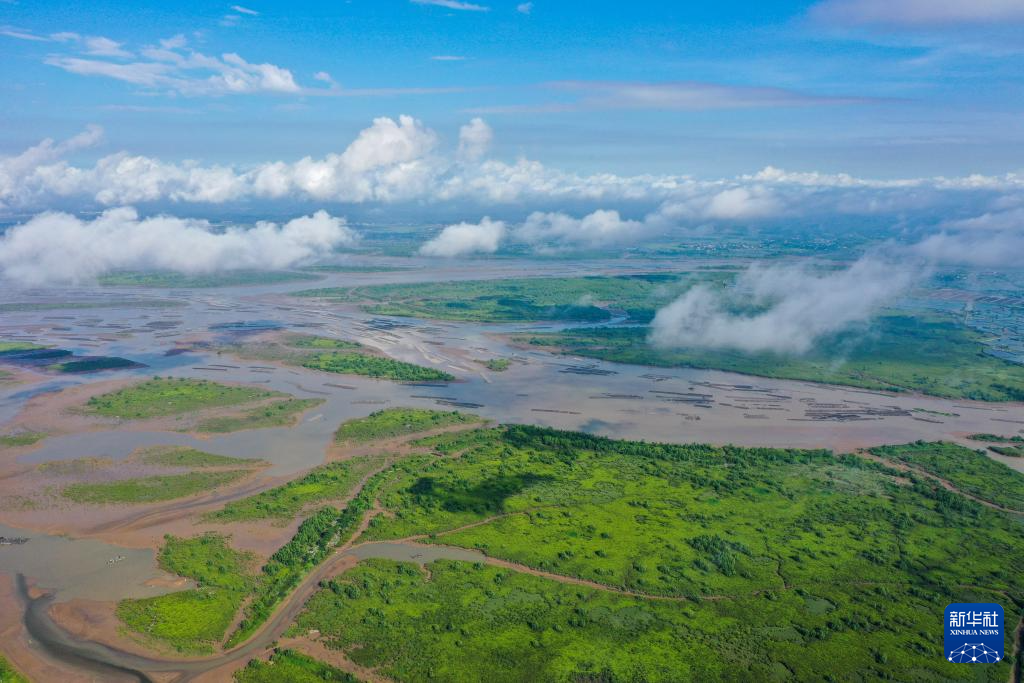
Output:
870,440,1024,511
38,457,112,475
206,459,375,524
991,445,1024,457
63,470,248,504
0,300,181,312
134,445,263,468
301,264,412,273
227,470,387,647
293,273,714,323
301,352,453,382
334,408,480,444
118,534,255,653
522,314,1024,401
236,650,357,683
196,398,325,433
0,655,27,683
48,356,140,373
968,433,1024,443
0,431,46,448
480,358,510,371
224,334,451,382
99,270,318,288
85,377,281,419
288,425,1024,682
0,341,48,353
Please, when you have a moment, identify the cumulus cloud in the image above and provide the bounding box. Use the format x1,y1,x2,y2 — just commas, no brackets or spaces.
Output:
518,209,646,250
810,0,1024,26
650,256,918,355
457,117,492,162
0,207,357,286
420,217,505,257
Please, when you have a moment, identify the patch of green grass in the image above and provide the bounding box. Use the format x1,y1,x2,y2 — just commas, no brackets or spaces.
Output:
289,425,1024,681
99,270,318,288
0,341,49,354
235,649,357,683
38,457,112,475
522,314,1024,401
48,356,140,373
292,274,710,323
0,655,27,683
334,408,479,444
288,335,362,350
871,441,1024,511
205,459,374,524
990,445,1024,457
0,300,181,312
63,470,249,504
479,358,510,371
968,433,1024,443
134,445,263,468
117,533,256,653
195,398,325,433
0,431,46,448
85,377,281,419
302,353,453,382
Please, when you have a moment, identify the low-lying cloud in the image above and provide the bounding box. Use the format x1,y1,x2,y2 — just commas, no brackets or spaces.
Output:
0,207,358,286
649,255,918,355
419,217,505,257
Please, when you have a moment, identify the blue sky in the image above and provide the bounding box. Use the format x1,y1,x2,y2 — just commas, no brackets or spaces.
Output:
3,0,1023,178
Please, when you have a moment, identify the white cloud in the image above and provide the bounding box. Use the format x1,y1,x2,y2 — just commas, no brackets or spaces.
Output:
420,217,505,256
84,36,131,58
810,0,1024,26
473,80,871,114
411,0,489,11
517,2,533,14
457,117,492,162
518,209,645,250
650,255,917,355
231,5,260,15
431,55,466,61
0,207,358,286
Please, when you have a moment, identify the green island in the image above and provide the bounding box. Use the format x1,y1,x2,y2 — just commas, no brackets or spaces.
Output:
0,431,46,448
0,300,182,313
62,469,249,504
47,356,141,373
98,270,318,288
195,398,325,433
222,334,454,382
521,314,1024,401
235,649,357,683
0,655,27,683
118,534,256,654
133,445,264,468
85,377,282,419
278,425,1024,682
480,357,511,371
991,445,1024,457
968,433,1024,443
205,458,376,524
870,441,1024,510
0,341,49,354
334,408,481,444
292,273,718,323
38,457,112,475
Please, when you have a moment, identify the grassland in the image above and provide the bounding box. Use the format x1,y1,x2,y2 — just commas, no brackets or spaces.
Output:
480,358,510,371
85,378,281,419
195,398,325,433
0,342,48,353
870,441,1024,510
522,314,1024,401
334,408,480,444
276,425,1024,682
0,300,181,312
224,334,453,382
99,270,318,288
47,356,140,373
118,534,256,653
0,431,46,448
991,445,1024,457
38,457,112,475
205,458,375,524
63,470,249,504
235,649,357,683
968,433,1024,443
0,656,26,683
133,445,263,468
293,273,719,323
